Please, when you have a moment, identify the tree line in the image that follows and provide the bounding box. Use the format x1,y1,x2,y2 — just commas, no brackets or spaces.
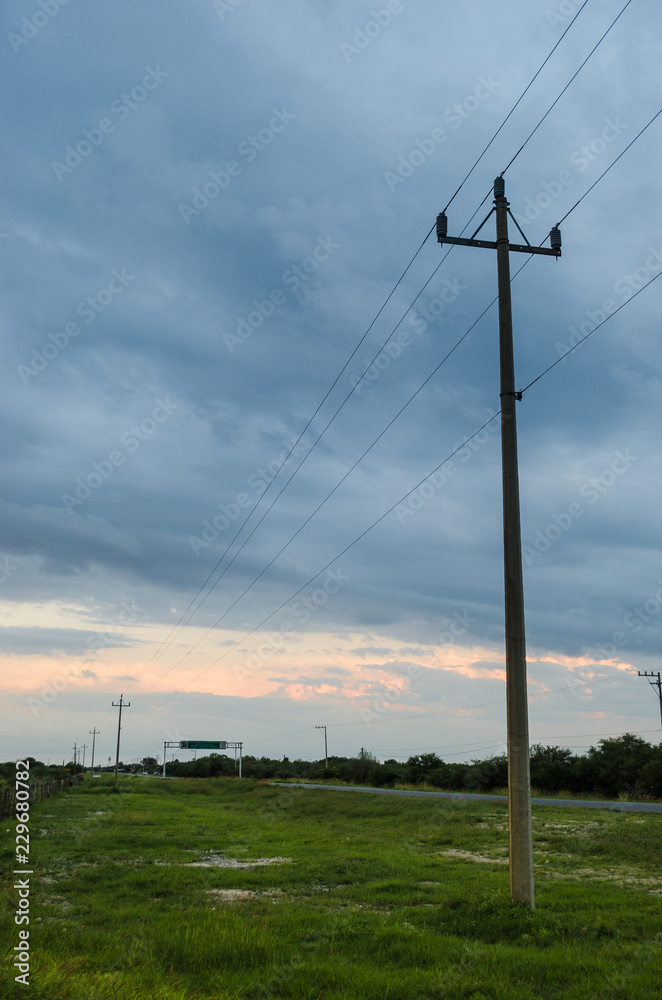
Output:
160,733,662,800
2,734,659,799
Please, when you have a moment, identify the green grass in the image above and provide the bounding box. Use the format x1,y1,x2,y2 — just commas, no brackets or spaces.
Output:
1,776,661,999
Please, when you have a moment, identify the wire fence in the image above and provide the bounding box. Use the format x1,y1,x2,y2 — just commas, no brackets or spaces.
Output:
0,776,82,821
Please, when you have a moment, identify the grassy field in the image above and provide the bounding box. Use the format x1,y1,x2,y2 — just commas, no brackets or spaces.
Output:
1,777,661,999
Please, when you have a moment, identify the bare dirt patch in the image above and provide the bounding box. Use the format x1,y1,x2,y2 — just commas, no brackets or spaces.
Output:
183,854,292,869
441,847,662,895
205,888,285,902
440,849,508,865
542,866,662,894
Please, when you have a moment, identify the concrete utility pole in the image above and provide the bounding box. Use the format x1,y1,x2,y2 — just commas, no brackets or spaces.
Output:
72,743,78,768
315,725,328,768
81,744,87,770
89,728,99,774
436,177,561,909
112,695,130,789
638,671,662,732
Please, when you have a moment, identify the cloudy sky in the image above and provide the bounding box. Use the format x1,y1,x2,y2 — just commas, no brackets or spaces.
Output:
1,0,661,768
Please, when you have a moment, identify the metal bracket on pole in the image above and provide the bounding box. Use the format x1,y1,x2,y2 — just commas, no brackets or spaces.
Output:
437,234,560,257
436,202,561,258
638,671,662,731
434,178,563,909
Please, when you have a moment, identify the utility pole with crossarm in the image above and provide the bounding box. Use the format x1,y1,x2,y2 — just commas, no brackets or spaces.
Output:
89,727,100,774
315,725,328,769
112,695,130,789
638,671,662,733
436,176,561,908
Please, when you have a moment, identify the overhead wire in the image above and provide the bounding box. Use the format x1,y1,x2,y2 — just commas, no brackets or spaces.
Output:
126,413,501,726
129,96,661,717
127,1,646,725
121,225,435,694
554,107,662,226
132,291,506,700
247,672,627,748
122,1,607,697
521,269,662,394
129,177,662,728
368,728,661,759
140,96,655,697
449,0,635,245
440,0,591,213
124,247,448,692
518,106,662,392
500,0,635,176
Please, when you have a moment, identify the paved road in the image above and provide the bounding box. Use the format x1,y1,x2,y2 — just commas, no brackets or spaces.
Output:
270,781,662,813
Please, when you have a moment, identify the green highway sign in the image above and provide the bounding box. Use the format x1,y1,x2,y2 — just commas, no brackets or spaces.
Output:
179,740,227,750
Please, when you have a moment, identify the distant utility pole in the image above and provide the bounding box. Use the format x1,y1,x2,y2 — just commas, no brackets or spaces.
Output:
112,695,130,789
72,742,78,767
89,728,100,773
638,671,662,732
436,176,561,909
81,744,87,770
315,725,328,768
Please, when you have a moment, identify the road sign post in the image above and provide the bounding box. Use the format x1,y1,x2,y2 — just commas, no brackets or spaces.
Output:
161,739,242,776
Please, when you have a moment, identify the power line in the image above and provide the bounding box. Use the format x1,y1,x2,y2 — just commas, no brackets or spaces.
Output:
468,106,662,394
144,99,662,698
245,725,662,761
127,413,501,726
441,0,591,213
501,0,635,175
131,114,660,712
246,673,626,753
134,296,505,700
126,3,649,719
521,270,662,394
122,225,435,695
134,216,525,694
448,0,635,246
129,212,662,726
125,6,605,689
555,107,662,226
349,727,661,760
127,252,449,686
129,189,655,723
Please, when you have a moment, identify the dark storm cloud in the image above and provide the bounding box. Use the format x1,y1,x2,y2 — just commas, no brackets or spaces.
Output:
0,0,661,756
0,625,136,657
